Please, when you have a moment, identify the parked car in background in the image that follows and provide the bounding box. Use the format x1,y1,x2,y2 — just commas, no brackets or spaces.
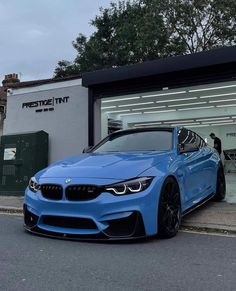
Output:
24,127,225,240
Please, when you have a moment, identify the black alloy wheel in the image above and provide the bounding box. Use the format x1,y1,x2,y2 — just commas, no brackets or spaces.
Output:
213,165,226,201
158,177,181,239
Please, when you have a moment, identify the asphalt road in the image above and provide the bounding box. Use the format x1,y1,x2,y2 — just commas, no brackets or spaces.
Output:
0,214,236,291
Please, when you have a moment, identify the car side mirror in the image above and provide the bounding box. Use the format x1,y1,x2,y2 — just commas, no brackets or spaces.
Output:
82,146,93,153
179,143,199,154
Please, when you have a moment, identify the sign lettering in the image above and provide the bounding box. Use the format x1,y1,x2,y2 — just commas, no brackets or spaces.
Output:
22,96,70,113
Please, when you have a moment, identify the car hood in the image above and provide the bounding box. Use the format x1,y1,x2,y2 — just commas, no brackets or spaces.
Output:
39,152,172,180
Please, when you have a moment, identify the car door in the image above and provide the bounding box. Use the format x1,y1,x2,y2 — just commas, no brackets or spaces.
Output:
177,128,209,209
197,134,217,194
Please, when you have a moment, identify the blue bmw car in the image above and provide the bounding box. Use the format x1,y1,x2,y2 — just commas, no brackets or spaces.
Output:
24,127,226,240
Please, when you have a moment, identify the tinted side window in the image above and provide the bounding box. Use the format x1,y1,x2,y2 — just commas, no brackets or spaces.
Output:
178,129,200,148
189,130,207,148
178,128,194,144
197,135,207,148
188,131,197,145
194,134,201,148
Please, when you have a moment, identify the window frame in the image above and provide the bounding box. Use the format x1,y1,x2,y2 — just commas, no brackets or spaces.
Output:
177,128,206,154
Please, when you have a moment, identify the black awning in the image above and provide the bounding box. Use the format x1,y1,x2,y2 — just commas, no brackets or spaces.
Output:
82,46,236,97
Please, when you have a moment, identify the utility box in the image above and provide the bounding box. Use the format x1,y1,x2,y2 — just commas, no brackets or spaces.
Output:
0,131,48,196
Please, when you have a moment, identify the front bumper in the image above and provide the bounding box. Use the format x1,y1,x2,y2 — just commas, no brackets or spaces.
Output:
24,205,146,240
24,177,161,240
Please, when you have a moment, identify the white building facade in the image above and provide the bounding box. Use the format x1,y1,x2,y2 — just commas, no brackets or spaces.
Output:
4,78,89,163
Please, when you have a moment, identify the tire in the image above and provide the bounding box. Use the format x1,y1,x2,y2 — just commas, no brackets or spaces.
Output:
158,177,181,239
213,164,226,201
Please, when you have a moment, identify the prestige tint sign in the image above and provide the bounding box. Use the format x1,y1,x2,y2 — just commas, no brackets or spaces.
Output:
22,96,69,113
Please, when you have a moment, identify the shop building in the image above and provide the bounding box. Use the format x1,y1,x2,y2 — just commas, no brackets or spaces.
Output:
3,76,88,163
3,45,236,164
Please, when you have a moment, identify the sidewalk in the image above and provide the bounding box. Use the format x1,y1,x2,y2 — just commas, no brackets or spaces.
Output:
181,174,236,234
0,196,23,214
181,201,236,234
0,195,236,234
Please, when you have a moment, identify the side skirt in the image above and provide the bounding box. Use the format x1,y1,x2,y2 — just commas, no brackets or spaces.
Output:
182,192,215,217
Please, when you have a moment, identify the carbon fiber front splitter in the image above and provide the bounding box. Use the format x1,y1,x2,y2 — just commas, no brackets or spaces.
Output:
24,225,149,241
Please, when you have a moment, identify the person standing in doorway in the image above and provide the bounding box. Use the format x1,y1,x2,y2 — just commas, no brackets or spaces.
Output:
209,133,222,156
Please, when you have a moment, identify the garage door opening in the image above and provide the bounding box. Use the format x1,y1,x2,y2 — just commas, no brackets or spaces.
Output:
100,80,236,203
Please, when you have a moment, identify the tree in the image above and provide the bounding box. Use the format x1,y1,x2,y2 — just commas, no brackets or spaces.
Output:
163,0,236,53
54,0,236,78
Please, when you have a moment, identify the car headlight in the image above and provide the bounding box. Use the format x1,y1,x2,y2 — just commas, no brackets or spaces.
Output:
105,177,153,195
28,177,41,193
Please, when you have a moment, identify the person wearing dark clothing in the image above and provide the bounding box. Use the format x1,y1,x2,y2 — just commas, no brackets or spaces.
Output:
209,133,222,155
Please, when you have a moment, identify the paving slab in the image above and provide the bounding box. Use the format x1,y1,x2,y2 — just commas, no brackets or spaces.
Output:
181,201,236,233
0,196,23,209
225,173,236,203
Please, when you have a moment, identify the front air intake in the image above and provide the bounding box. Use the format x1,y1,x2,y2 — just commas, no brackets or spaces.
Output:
42,215,97,229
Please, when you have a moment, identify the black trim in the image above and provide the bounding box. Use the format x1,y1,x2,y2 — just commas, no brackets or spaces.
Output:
107,126,174,134
65,184,102,201
24,226,148,241
24,226,108,240
24,205,39,228
82,46,236,89
103,212,146,238
182,193,215,216
85,64,236,99
88,88,94,146
40,184,63,200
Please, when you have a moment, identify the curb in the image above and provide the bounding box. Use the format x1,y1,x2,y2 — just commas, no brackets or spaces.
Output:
180,225,236,236
0,207,23,214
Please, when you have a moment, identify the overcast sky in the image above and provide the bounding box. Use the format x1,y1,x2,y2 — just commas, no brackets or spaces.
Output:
0,0,118,82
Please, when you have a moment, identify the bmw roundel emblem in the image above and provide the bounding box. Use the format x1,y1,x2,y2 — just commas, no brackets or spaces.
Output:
65,178,72,184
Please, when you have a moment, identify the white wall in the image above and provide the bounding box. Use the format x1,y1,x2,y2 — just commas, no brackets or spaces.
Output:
4,80,89,163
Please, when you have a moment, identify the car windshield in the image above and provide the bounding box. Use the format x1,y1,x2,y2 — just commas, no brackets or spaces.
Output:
93,130,173,153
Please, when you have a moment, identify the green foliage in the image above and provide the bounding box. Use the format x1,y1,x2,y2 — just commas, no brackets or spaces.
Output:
54,0,236,77
163,0,236,53
53,60,80,78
